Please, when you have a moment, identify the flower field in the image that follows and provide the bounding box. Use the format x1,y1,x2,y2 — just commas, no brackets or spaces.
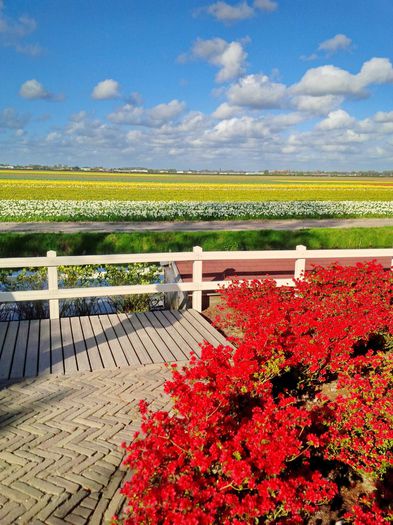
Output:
2,177,393,201
1,199,393,221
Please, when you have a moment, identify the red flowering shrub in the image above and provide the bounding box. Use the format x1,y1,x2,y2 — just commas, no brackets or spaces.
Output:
118,262,393,524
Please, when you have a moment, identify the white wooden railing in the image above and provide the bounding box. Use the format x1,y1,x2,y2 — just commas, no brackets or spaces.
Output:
0,245,392,319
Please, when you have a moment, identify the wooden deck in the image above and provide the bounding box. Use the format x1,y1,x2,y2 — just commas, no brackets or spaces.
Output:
0,310,229,382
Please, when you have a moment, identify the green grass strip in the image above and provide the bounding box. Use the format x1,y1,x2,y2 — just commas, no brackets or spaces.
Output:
0,228,392,257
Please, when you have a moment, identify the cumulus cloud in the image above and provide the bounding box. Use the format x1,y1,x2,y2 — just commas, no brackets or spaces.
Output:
0,1,43,55
292,58,393,98
202,0,277,23
7,104,393,171
182,37,248,82
301,33,353,62
227,74,287,108
108,99,186,127
318,34,353,54
374,111,393,123
205,2,254,22
291,95,343,115
19,79,63,101
212,102,243,119
316,109,356,130
91,79,120,100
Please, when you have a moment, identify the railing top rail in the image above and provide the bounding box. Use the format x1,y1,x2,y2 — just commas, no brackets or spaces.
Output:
0,247,392,269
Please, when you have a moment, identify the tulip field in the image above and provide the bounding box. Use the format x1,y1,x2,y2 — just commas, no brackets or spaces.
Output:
0,170,393,220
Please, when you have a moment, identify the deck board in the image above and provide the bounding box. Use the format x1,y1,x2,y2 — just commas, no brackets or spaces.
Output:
25,320,40,377
0,322,18,380
89,315,117,369
38,319,51,375
51,319,64,375
136,313,177,363
98,314,129,367
145,311,189,361
117,313,151,365
61,318,78,374
106,314,140,366
127,313,163,363
160,310,203,357
70,317,90,372
9,320,29,379
79,316,103,370
0,309,230,381
0,321,9,360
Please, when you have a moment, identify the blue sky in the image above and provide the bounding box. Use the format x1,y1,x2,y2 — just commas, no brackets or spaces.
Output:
1,0,393,170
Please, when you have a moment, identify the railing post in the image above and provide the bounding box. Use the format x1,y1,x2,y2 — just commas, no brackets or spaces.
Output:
294,245,307,280
192,246,203,312
47,250,59,319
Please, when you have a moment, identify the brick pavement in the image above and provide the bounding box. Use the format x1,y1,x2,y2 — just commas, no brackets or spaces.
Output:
0,364,173,524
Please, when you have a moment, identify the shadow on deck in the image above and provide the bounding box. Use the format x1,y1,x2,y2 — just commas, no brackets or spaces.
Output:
0,309,229,383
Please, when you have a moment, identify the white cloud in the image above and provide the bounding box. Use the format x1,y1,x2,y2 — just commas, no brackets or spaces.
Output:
318,34,352,54
19,79,63,101
253,0,278,11
227,74,287,108
374,111,393,123
201,0,277,23
316,109,356,130
358,57,393,85
91,79,120,100
212,102,242,119
0,2,43,55
182,37,248,82
292,58,393,98
108,99,186,127
292,95,343,115
206,2,254,22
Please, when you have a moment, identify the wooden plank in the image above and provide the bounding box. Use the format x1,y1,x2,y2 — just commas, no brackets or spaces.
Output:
38,319,51,375
145,311,189,361
136,313,177,363
0,322,9,359
0,322,18,380
50,319,64,375
126,313,163,363
70,317,91,372
79,316,103,370
61,317,78,374
10,320,29,379
152,311,195,359
89,316,117,369
107,314,141,366
24,320,40,377
187,309,231,347
168,310,215,353
98,314,128,367
117,313,151,365
182,310,226,346
160,310,202,357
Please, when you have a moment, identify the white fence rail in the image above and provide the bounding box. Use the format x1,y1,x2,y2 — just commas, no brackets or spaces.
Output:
1,245,392,319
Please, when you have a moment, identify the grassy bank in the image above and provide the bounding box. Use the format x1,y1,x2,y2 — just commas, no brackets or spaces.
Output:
0,227,392,257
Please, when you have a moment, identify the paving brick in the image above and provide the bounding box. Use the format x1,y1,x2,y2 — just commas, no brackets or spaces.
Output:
72,504,93,519
0,362,173,523
64,513,89,525
10,480,44,500
53,489,90,519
